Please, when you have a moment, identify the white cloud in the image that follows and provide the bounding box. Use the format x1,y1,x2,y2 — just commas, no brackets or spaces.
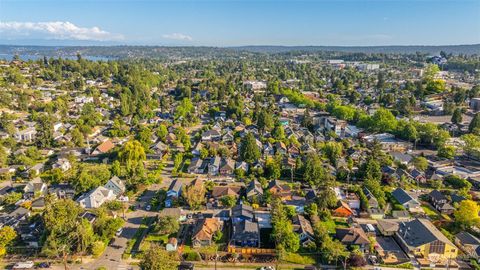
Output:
162,33,193,41
0,21,124,41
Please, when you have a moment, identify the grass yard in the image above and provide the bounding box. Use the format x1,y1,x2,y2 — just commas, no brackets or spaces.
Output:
421,204,440,220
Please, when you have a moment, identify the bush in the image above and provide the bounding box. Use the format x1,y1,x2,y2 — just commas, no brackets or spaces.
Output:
91,241,106,257
184,251,201,261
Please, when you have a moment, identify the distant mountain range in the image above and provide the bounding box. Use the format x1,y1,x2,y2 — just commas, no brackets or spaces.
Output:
0,44,478,60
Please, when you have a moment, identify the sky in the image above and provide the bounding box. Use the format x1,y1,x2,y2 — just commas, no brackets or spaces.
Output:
0,0,479,46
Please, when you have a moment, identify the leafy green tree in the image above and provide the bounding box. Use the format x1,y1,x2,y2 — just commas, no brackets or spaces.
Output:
271,199,299,253
71,127,84,147
36,114,54,148
118,140,146,177
265,157,281,180
271,122,285,140
371,108,397,132
437,145,456,159
303,153,326,188
257,109,274,132
412,156,428,171
322,142,343,166
451,108,463,125
454,200,480,229
140,245,178,270
42,199,83,268
154,215,179,235
469,113,480,133
220,195,236,208
75,164,111,193
156,124,168,142
239,133,260,163
0,226,16,257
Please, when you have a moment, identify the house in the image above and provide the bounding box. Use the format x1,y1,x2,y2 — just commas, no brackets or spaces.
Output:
166,237,178,251
231,204,254,224
395,218,458,260
333,201,354,217
202,129,222,141
455,231,480,259
14,127,37,142
209,156,221,176
77,186,116,208
428,190,454,214
104,176,126,195
377,220,399,236
392,210,410,220
230,220,260,247
92,139,115,155
391,188,420,210
363,187,379,209
159,207,187,222
267,180,292,200
293,215,315,247
23,177,47,199
219,158,235,175
51,158,71,172
48,183,75,199
246,180,263,203
335,227,370,252
188,158,206,174
165,180,183,208
211,186,241,199
31,197,46,211
192,218,222,247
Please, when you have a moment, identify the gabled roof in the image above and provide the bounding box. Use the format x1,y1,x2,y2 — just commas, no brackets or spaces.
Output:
95,139,114,154
392,188,417,205
455,231,480,246
335,227,369,245
428,190,446,201
232,204,253,220
192,218,222,241
211,186,241,198
397,218,454,248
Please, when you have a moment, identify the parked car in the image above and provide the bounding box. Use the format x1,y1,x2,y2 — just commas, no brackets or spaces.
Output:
145,204,152,211
115,228,123,236
13,261,34,269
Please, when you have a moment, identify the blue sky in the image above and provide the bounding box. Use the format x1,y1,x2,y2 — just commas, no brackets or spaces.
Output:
0,0,479,46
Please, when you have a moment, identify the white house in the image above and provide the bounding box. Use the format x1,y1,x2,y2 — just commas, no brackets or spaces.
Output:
52,158,72,172
77,186,116,208
14,127,37,143
104,176,126,195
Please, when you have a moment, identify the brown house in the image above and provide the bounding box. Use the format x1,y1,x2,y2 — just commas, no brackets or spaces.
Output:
192,218,222,247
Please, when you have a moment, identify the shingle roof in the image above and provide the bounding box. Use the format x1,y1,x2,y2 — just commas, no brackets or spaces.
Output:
397,218,454,248
392,188,416,205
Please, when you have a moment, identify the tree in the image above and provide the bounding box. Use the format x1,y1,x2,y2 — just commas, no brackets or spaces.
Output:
182,181,206,210
461,134,480,159
220,195,236,208
75,164,111,193
322,142,343,166
322,237,348,265
71,127,84,147
454,200,480,228
438,145,456,159
257,110,274,132
0,226,16,257
154,215,179,235
140,245,178,270
36,114,54,148
265,157,281,180
156,124,168,142
239,133,260,164
451,108,463,125
271,199,299,253
303,153,326,188
469,113,480,134
412,156,428,171
371,108,397,132
118,140,146,177
271,122,285,140
42,199,83,269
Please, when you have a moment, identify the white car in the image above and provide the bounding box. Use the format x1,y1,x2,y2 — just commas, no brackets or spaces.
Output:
145,205,152,211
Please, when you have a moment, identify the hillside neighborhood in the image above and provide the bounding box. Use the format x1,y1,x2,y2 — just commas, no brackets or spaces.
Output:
0,49,479,270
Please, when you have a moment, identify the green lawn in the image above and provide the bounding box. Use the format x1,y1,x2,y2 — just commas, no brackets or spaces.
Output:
421,204,440,220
